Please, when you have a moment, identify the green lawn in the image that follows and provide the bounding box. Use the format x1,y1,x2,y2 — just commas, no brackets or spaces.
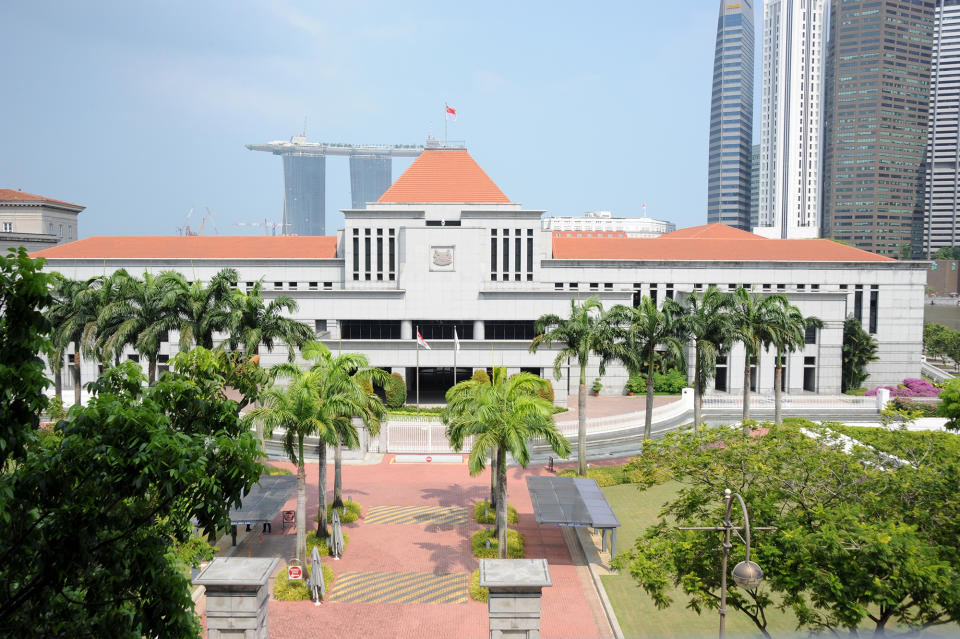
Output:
601,482,799,639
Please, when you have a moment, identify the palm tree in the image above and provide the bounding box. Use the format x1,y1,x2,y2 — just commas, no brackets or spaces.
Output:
242,373,323,562
96,270,181,383
674,286,736,426
443,368,571,555
530,297,615,476
768,303,824,426
606,298,686,440
47,274,105,406
163,268,237,350
730,288,788,431
225,280,314,361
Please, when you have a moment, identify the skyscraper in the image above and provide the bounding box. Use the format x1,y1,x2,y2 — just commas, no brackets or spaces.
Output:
707,0,755,230
750,144,760,230
755,0,827,239
822,0,933,258
282,152,326,236
925,0,960,255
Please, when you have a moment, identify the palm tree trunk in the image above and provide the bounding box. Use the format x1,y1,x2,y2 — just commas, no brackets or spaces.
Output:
644,356,655,440
577,364,588,477
316,440,329,539
742,356,752,435
774,351,783,427
73,346,82,407
296,440,307,563
496,445,508,559
148,356,157,385
693,345,702,427
489,452,498,512
332,437,344,510
54,362,62,401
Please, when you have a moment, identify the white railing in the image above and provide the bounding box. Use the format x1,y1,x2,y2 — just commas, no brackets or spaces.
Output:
550,391,694,438
701,394,874,409
381,415,472,454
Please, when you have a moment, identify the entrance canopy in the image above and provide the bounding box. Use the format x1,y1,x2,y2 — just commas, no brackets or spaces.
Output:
230,475,297,526
525,475,621,555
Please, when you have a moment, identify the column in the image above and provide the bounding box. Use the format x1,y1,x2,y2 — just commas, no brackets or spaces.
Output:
401,320,412,340
474,319,485,341
479,558,552,639
194,557,280,639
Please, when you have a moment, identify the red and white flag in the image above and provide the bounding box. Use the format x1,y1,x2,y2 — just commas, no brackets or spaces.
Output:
445,104,457,121
417,330,431,350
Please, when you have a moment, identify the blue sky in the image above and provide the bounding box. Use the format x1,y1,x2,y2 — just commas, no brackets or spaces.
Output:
0,1,731,237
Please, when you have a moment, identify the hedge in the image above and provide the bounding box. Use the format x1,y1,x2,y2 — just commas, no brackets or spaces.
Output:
305,530,350,557
273,563,336,601
474,500,518,525
471,528,524,559
317,499,363,524
469,569,488,602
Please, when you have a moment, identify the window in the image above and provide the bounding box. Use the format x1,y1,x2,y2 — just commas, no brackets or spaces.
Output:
339,320,401,340
388,228,396,281
323,282,333,290
650,284,658,306
869,286,878,334
288,282,297,290
590,283,599,291
803,356,817,392
485,320,536,340
68,226,72,239
1,222,11,232
805,325,817,344
309,281,318,290
715,355,728,391
854,285,863,322
245,281,254,291
555,282,563,290
569,283,578,290
490,230,497,280
158,354,170,374
274,282,283,290
49,223,54,234
666,283,674,300
604,283,613,291
58,224,63,238
416,321,474,340
314,320,328,335
127,354,140,363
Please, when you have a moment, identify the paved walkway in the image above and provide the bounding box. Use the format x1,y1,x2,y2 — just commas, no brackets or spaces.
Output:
558,393,677,420
198,457,611,639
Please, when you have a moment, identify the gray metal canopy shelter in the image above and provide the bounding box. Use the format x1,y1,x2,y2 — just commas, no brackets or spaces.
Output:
228,475,297,545
525,475,622,556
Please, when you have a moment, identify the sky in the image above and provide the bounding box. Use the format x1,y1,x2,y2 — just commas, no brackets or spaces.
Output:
0,1,734,238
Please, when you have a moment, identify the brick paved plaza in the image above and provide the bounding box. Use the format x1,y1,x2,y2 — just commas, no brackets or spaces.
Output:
197,456,613,638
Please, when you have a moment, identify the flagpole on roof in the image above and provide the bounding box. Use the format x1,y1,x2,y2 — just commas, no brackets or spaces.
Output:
416,324,420,415
444,104,447,145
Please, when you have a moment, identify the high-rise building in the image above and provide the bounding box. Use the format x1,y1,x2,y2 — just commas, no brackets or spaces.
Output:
755,0,827,239
282,152,326,237
707,0,755,230
750,144,760,230
925,0,960,256
822,0,933,258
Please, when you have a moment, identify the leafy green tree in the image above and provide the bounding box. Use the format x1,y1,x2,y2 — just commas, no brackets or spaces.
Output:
95,269,181,383
531,296,615,476
924,323,950,361
842,316,878,391
606,298,686,440
616,422,960,637
443,368,570,554
47,273,105,406
672,285,734,426
162,268,238,350
899,243,913,259
730,288,788,429
225,280,313,360
936,378,960,431
0,347,264,637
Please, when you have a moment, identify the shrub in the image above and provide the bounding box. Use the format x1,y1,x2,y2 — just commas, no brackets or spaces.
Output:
358,377,374,396
385,372,407,408
471,369,491,385
653,368,687,394
844,387,867,396
469,569,488,602
891,397,938,417
474,500,518,524
386,405,445,415
305,530,350,557
265,465,293,475
592,378,603,393
866,378,941,398
471,528,524,559
558,466,625,487
47,396,66,421
317,499,363,524
273,563,336,601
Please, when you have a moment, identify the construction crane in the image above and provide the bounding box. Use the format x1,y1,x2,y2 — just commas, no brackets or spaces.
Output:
233,219,290,236
178,207,197,236
196,208,220,236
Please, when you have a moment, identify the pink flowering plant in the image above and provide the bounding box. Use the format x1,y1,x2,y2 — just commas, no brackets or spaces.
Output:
865,378,941,398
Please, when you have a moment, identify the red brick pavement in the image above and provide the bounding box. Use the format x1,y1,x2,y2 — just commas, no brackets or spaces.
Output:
200,457,611,638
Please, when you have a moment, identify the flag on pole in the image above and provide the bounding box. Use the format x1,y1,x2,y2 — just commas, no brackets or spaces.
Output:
445,104,457,121
417,330,431,350
454,327,461,352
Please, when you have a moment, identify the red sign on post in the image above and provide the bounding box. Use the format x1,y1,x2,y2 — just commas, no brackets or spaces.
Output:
425,456,432,463
288,565,303,581
282,510,295,523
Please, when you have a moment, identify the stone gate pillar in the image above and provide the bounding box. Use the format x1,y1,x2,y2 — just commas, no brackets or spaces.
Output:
479,558,552,639
194,557,279,639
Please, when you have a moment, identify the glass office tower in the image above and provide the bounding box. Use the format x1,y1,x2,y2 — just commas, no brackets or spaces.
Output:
350,155,393,209
707,0,755,230
823,0,934,257
282,153,326,236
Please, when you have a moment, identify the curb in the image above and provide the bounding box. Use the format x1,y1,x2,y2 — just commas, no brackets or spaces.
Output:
574,527,625,639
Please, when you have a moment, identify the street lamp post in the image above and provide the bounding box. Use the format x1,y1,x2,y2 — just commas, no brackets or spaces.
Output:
681,488,768,639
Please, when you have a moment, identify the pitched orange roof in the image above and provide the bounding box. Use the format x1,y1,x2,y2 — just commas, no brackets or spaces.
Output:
662,223,762,240
552,234,895,262
377,149,510,204
31,236,338,260
0,188,83,208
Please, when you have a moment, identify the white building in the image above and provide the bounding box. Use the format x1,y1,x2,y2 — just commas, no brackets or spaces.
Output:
34,148,924,404
0,189,83,253
541,211,675,238
755,0,827,239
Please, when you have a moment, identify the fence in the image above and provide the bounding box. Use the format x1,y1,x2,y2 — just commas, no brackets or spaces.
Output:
381,415,471,454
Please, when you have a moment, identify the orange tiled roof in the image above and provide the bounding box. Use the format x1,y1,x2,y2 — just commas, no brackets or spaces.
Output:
377,149,510,204
31,236,338,260
662,223,762,239
0,188,83,208
552,224,894,262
